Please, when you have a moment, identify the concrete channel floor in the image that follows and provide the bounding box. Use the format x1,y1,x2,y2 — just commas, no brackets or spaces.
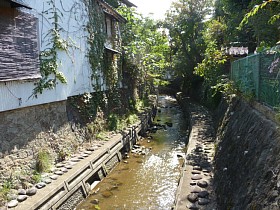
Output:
175,102,217,210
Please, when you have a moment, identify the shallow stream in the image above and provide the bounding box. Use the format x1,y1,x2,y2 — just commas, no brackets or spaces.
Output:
76,95,188,210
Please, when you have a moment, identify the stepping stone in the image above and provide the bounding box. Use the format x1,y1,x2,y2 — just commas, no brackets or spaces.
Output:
17,195,27,202
191,174,203,180
65,165,73,169
56,163,64,168
191,186,202,193
84,151,92,155
190,181,197,186
61,168,68,173
26,187,37,196
187,203,200,210
202,169,210,173
36,182,46,189
54,170,64,175
197,181,208,188
87,147,95,151
18,189,26,195
43,178,52,184
70,158,80,162
198,190,209,198
82,153,89,157
198,198,210,205
50,175,59,180
7,200,18,208
193,166,202,171
192,170,202,174
187,193,198,203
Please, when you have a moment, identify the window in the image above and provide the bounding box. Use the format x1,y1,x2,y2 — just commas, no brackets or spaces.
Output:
0,0,40,82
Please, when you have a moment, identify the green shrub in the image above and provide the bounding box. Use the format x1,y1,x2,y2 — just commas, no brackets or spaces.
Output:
36,149,51,173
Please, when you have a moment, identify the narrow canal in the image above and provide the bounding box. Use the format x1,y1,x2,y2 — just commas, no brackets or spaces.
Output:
76,95,189,210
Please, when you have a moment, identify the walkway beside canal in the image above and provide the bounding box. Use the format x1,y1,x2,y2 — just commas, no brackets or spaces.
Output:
175,97,217,210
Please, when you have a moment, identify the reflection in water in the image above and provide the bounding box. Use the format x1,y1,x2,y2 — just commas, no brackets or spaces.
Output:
76,96,188,210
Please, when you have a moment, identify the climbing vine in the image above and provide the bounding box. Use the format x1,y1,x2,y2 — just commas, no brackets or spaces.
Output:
32,0,77,97
83,0,106,92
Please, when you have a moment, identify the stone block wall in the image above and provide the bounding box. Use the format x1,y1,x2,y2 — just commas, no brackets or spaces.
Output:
214,96,280,210
0,101,85,189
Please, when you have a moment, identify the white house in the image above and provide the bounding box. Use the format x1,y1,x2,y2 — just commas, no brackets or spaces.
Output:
0,0,131,112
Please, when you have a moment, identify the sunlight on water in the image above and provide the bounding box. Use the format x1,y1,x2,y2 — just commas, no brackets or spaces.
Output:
76,96,188,210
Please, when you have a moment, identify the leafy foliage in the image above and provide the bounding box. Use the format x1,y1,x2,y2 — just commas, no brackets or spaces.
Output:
164,0,212,92
32,0,77,97
117,6,171,101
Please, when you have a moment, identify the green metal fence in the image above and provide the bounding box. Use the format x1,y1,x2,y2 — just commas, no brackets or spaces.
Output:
231,53,280,107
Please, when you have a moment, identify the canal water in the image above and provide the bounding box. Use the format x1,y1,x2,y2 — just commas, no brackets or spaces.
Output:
76,95,189,210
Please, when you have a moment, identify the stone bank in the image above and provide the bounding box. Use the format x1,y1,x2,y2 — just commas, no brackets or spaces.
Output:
214,95,280,210
0,98,155,209
176,93,280,210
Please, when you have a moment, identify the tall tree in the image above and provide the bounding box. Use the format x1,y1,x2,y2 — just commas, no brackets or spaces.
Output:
117,6,170,105
164,0,212,93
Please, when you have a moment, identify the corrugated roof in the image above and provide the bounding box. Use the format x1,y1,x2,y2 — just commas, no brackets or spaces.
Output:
9,0,32,9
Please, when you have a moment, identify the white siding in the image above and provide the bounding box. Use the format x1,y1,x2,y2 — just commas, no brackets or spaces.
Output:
0,0,95,112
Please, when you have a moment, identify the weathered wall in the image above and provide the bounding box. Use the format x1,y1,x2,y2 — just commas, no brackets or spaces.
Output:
0,8,39,81
0,101,85,190
214,95,280,210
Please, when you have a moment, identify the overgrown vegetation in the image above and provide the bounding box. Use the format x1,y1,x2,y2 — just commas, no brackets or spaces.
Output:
32,0,77,97
35,149,52,173
163,0,279,107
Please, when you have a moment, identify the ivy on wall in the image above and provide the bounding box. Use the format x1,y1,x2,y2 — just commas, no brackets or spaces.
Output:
32,0,77,97
83,0,106,92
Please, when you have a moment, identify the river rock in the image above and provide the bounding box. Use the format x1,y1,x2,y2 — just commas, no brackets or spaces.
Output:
50,174,59,180
56,163,64,168
54,170,64,175
7,200,18,208
198,198,210,205
198,190,209,198
26,187,37,196
197,181,208,188
17,195,27,202
65,165,73,169
36,182,46,189
70,158,80,162
193,166,202,171
87,147,95,151
191,174,203,180
187,203,200,210
187,193,198,203
190,181,197,186
61,168,68,173
191,186,202,193
192,170,202,174
82,153,89,157
42,178,52,184
18,189,26,195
